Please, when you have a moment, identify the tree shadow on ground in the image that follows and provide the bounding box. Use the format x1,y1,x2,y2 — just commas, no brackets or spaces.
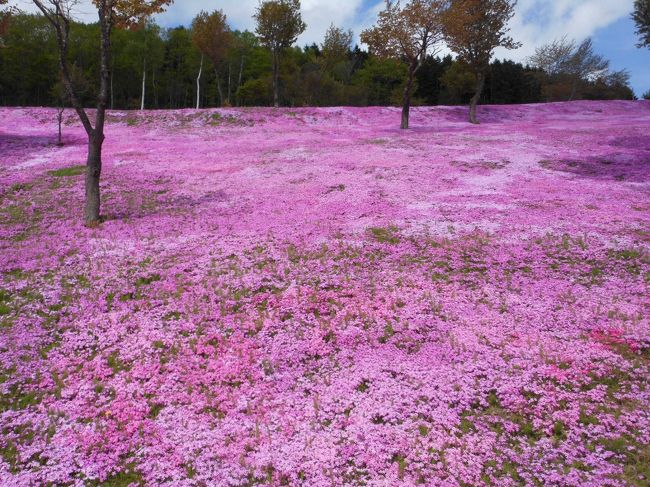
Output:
100,187,231,224
538,152,650,182
0,133,85,167
606,135,650,152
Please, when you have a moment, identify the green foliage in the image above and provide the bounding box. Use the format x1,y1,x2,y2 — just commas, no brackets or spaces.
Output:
192,9,232,110
0,10,628,109
440,61,476,104
353,57,407,106
633,0,650,48
528,37,634,102
254,0,306,51
0,14,58,106
237,78,271,106
321,24,353,71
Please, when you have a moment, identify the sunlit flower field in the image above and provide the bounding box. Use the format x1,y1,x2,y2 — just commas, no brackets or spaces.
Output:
1,101,649,486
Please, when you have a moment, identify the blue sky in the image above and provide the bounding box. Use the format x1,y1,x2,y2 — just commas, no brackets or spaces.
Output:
15,0,650,96
592,16,649,97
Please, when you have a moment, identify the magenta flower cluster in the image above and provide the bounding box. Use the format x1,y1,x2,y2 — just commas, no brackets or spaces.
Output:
0,101,649,486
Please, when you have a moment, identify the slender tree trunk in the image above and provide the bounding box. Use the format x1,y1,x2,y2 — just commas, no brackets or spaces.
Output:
152,69,157,108
57,107,64,146
196,54,203,110
273,50,279,108
401,62,418,130
215,69,224,107
469,71,485,125
140,58,146,111
110,60,114,110
227,62,231,106
569,79,578,101
237,56,244,106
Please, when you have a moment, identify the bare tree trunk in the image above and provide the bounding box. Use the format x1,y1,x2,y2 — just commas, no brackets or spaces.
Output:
140,58,146,110
57,107,64,146
85,132,103,224
86,5,111,226
237,56,244,106
196,53,203,110
34,0,105,225
469,71,485,125
273,50,279,108
152,69,157,108
110,60,114,110
401,62,418,130
215,69,224,107
227,62,231,106
569,79,578,101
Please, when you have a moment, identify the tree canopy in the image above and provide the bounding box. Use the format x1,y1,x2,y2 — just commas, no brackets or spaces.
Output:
443,0,520,123
254,0,306,107
0,0,13,46
192,10,231,67
633,0,650,48
528,38,632,102
361,0,448,128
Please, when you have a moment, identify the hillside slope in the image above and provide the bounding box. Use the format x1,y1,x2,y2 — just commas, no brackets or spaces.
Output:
0,102,649,486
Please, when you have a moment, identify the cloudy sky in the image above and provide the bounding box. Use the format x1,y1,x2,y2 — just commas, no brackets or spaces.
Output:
14,0,650,96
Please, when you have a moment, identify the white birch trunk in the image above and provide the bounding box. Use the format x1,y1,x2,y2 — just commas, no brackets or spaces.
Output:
196,54,203,110
140,59,146,111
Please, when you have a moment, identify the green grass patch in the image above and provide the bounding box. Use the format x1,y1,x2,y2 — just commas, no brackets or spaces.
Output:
0,290,12,317
326,184,346,193
356,379,370,393
0,383,42,412
0,441,18,473
1,204,28,224
9,183,33,193
107,351,130,374
369,226,400,244
48,165,85,177
378,323,395,344
135,273,161,287
597,436,650,486
88,467,143,487
391,454,408,480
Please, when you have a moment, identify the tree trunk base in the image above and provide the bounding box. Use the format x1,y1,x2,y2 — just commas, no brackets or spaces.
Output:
469,72,486,125
84,219,103,229
84,135,103,226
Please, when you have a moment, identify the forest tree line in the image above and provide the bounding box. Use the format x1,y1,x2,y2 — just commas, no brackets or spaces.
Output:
0,13,637,111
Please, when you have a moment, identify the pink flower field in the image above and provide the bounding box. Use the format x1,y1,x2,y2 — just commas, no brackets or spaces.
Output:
0,101,649,486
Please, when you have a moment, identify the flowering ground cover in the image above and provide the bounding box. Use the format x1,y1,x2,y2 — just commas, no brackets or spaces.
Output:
0,101,649,486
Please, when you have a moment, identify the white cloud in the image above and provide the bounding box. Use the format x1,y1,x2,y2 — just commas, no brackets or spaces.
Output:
496,0,635,60
145,1,357,46
155,0,386,47
11,0,635,55
13,0,379,46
